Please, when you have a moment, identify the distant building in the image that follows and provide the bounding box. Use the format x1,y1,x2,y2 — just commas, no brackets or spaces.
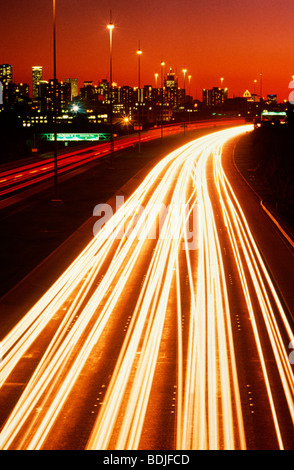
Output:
0,64,13,84
52,80,71,112
36,79,71,113
267,94,277,105
36,80,49,112
164,68,178,89
202,87,228,108
97,79,110,103
0,81,30,109
164,68,179,107
80,81,97,102
14,83,30,102
243,89,252,100
64,78,78,101
32,66,43,98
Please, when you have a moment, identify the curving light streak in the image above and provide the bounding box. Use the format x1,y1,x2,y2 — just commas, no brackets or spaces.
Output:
213,147,294,447
1,123,293,450
175,139,249,450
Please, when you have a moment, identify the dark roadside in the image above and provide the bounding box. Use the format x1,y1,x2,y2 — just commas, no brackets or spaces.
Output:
233,124,294,237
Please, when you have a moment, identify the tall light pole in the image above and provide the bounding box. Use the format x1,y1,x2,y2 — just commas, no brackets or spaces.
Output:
107,12,114,168
52,0,60,202
161,61,165,142
154,73,159,127
182,68,187,135
188,75,192,125
137,42,142,153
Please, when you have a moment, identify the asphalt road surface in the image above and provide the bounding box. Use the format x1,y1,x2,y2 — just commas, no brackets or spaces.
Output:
0,124,293,450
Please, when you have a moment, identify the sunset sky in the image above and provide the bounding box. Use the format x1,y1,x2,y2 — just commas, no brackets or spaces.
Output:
1,0,293,101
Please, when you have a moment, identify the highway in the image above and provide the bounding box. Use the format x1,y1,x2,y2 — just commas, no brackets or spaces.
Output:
0,124,293,450
0,119,242,200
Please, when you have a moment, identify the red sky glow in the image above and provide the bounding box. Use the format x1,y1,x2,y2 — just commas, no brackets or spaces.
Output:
1,0,293,101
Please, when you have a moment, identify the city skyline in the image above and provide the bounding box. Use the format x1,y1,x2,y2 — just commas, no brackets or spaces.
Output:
1,0,293,101
0,60,287,106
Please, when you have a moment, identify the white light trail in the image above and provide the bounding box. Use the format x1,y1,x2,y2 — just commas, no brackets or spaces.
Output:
1,124,293,450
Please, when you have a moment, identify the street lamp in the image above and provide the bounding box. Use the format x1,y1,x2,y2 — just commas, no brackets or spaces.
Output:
137,43,142,153
107,13,114,168
154,73,159,126
182,68,187,104
188,75,192,125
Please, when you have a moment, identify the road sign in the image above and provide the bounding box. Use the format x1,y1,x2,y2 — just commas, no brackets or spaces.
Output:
41,133,111,142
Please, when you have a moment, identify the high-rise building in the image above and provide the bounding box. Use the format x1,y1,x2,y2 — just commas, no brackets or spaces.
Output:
164,68,179,107
32,66,43,98
14,83,30,100
64,78,78,101
202,87,228,108
36,80,49,112
80,81,95,102
34,78,71,113
48,79,71,112
267,94,277,105
0,64,13,84
164,68,178,89
97,79,110,102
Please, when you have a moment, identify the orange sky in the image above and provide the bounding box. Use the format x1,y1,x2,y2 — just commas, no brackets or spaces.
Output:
1,0,293,101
